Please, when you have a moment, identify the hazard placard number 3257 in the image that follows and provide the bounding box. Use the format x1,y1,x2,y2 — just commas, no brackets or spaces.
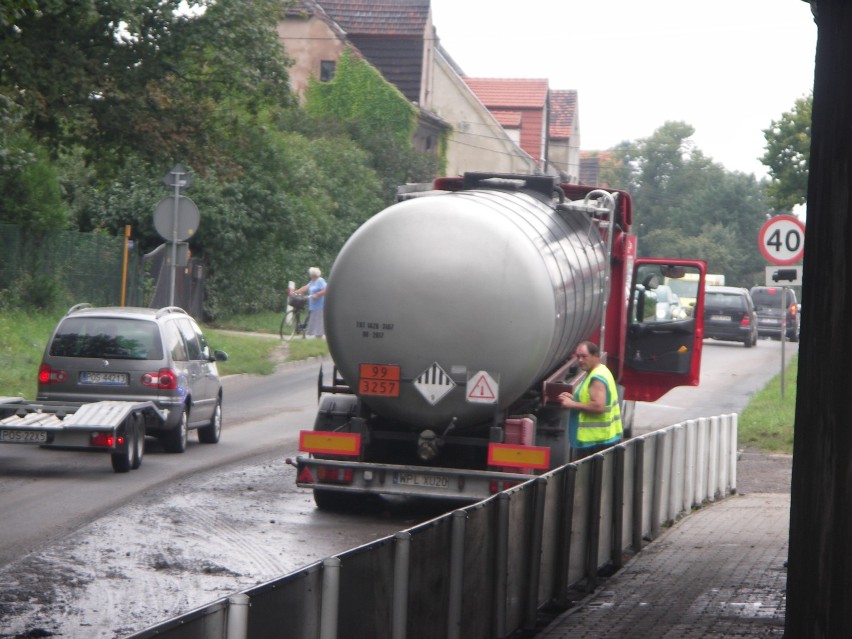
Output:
359,363,400,397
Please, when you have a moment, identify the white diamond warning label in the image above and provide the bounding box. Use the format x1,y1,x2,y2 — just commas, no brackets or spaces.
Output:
413,362,455,405
466,371,498,404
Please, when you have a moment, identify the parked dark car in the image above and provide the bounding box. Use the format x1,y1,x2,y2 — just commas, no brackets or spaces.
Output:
749,286,800,342
703,286,758,347
37,304,228,453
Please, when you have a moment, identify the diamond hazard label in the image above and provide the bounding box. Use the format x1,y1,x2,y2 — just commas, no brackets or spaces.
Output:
467,371,498,404
414,362,455,405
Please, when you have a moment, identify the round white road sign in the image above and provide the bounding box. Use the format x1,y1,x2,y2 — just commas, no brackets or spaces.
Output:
758,215,805,265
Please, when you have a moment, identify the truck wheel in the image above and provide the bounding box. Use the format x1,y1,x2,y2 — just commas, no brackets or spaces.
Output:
162,408,188,453
131,414,145,469
198,398,222,444
111,420,135,473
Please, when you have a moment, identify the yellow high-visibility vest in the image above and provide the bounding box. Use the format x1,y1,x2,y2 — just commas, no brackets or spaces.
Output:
575,363,623,446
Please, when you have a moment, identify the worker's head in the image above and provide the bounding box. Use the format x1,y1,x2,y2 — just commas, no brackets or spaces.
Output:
308,267,321,279
575,340,600,373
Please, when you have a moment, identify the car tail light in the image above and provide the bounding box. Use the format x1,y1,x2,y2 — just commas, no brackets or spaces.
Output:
315,466,354,485
740,314,752,327
38,363,67,385
142,368,178,390
789,304,797,317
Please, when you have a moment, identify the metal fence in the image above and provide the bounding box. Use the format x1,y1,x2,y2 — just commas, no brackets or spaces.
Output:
0,223,144,307
127,414,738,639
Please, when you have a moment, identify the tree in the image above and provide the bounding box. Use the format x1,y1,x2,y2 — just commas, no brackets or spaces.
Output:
616,122,768,286
785,1,852,636
762,94,812,212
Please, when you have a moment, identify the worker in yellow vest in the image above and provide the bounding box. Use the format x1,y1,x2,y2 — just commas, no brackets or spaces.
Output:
558,340,623,460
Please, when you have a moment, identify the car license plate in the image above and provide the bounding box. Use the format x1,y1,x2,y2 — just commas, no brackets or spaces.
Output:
764,319,780,325
0,429,48,444
710,315,731,322
80,371,129,385
393,472,450,489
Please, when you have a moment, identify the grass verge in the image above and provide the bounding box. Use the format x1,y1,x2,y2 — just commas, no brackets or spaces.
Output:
737,353,797,454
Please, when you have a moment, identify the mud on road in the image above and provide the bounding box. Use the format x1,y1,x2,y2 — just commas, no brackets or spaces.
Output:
0,447,792,639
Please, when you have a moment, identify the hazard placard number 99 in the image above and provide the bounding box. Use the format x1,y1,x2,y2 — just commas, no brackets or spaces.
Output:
359,363,400,397
758,215,805,266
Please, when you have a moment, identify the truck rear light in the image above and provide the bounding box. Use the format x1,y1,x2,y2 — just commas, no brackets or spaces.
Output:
142,368,178,390
316,467,354,485
90,432,124,447
38,363,67,385
490,479,522,494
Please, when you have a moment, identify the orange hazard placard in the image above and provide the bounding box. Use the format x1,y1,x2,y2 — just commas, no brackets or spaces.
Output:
488,443,550,470
359,363,400,397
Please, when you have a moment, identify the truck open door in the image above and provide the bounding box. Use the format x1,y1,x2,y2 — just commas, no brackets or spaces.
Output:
621,259,706,402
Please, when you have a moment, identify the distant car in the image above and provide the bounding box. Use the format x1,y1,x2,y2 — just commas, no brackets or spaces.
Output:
37,304,228,453
703,286,758,347
652,284,687,320
749,286,800,342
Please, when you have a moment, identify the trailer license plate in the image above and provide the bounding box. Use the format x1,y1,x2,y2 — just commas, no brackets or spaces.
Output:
80,371,129,385
393,472,450,489
0,430,48,444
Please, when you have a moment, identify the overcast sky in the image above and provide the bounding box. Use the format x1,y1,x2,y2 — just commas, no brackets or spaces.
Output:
429,0,817,179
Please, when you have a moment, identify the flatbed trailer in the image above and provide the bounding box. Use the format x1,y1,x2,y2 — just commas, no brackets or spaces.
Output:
0,397,165,473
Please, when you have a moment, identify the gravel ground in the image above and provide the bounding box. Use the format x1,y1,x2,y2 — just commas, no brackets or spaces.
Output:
0,444,792,639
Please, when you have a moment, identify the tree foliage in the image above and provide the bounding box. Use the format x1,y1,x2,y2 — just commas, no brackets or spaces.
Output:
614,122,768,287
761,94,811,212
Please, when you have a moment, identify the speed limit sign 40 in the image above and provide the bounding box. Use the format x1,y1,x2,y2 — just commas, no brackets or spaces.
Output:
759,214,805,265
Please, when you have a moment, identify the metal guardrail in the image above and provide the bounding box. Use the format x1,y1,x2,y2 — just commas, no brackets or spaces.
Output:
126,414,738,639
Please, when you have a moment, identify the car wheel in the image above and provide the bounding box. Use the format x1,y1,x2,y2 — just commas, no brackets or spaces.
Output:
131,414,145,470
198,398,222,444
162,407,188,453
111,419,135,473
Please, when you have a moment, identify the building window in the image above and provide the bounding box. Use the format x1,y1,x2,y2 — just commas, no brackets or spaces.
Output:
320,60,336,82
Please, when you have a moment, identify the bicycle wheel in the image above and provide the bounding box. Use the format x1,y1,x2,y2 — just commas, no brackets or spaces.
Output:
280,309,298,339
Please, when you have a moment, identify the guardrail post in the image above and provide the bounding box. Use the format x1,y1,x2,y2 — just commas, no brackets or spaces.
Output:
695,417,708,505
683,420,697,513
669,424,685,522
494,493,510,637
319,557,340,639
718,414,729,496
584,455,604,590
632,437,645,553
612,445,626,568
708,415,720,500
729,413,738,494
524,477,548,629
226,594,249,639
392,532,411,639
556,465,577,606
447,510,467,639
650,431,668,539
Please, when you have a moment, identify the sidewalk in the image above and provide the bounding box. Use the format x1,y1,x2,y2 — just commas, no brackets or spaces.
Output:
537,452,790,638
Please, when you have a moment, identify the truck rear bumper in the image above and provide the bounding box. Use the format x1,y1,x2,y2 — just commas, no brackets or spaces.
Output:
291,456,536,501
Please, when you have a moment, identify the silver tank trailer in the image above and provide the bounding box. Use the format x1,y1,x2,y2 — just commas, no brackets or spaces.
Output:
325,186,607,432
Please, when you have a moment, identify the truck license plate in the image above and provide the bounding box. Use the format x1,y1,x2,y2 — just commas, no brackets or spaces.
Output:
80,371,129,385
393,472,450,489
0,430,48,444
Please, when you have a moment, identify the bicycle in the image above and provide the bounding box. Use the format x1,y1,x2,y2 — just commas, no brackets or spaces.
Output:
280,292,310,340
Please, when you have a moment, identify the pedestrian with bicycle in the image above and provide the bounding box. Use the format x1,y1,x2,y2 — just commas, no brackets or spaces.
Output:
294,267,327,338
557,340,623,460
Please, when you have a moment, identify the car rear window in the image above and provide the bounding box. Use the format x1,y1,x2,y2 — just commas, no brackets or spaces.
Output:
49,317,164,360
751,288,793,307
705,292,746,311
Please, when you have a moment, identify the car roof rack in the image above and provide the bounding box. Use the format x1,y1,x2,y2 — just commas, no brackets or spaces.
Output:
155,306,188,319
66,302,92,316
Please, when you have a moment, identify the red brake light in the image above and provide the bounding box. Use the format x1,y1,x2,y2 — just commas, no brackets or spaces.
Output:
90,432,117,447
38,363,67,384
142,368,178,390
789,304,797,316
315,467,354,485
740,314,751,327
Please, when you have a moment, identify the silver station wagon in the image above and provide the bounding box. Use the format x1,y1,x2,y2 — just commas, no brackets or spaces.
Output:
37,304,228,453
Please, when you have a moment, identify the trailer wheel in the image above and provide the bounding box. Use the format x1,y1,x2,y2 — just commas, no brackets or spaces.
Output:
197,398,222,444
111,420,135,473
162,407,188,453
131,414,145,469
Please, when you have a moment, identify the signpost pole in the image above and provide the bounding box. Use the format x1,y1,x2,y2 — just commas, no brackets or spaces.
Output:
169,173,182,307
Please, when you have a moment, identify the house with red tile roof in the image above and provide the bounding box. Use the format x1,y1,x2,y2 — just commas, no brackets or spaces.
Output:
549,89,580,183
277,1,576,179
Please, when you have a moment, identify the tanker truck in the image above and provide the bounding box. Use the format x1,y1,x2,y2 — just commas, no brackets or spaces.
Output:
290,173,706,509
